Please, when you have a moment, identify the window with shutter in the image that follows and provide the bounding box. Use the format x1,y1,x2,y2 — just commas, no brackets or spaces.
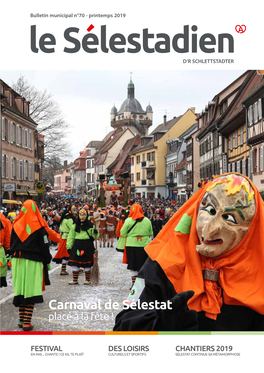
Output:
22,128,25,147
235,130,238,148
8,121,11,143
254,102,259,124
24,129,28,148
10,121,13,143
11,157,14,179
242,159,245,175
230,135,233,150
248,106,253,126
2,155,6,178
16,159,19,179
6,155,8,178
260,146,263,172
20,160,23,180
28,162,31,180
16,125,19,146
237,161,240,173
23,160,26,180
250,149,254,175
240,126,243,146
13,158,16,179
258,98,262,120
1,119,4,142
18,126,22,146
19,127,22,146
4,118,8,141
223,155,227,173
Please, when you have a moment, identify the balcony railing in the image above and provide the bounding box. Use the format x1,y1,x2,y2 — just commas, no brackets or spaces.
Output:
141,160,156,168
140,161,149,168
140,179,155,186
147,178,155,186
147,160,156,167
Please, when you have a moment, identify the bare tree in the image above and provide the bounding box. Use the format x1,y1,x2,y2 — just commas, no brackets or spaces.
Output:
42,156,62,187
12,76,71,164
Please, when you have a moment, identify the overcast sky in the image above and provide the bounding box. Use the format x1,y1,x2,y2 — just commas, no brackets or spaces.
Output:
0,70,244,160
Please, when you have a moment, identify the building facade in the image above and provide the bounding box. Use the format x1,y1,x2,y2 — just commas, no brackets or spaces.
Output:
197,71,250,180
166,122,198,201
72,148,88,195
131,108,198,198
1,79,37,201
185,125,200,196
86,141,103,196
53,161,72,195
242,74,264,192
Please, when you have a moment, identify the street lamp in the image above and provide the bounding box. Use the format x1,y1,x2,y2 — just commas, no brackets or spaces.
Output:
0,93,7,208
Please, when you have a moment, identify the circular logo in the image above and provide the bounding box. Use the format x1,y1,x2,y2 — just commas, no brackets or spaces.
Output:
235,25,246,34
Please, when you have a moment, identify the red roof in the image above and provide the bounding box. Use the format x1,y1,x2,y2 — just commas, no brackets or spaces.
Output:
74,147,88,170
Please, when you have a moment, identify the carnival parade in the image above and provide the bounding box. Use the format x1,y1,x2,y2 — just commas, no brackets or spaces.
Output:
1,70,264,332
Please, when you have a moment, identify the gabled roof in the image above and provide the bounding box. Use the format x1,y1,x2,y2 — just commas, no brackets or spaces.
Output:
218,71,264,136
94,128,134,165
222,71,261,125
86,140,103,149
108,135,141,172
74,148,88,170
97,129,129,153
95,152,108,166
0,79,37,125
132,115,182,153
76,148,88,160
197,71,253,139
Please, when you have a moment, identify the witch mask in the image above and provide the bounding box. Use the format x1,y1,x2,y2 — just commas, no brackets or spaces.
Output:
71,205,78,217
79,209,87,222
196,174,256,258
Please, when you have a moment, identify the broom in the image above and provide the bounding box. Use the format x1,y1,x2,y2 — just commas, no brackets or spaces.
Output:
91,213,100,285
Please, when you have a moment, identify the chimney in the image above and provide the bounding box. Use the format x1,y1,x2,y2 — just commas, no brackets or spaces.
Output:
163,115,167,126
189,107,195,113
64,160,68,167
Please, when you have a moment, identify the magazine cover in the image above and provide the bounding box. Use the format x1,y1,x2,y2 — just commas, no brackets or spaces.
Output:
1,0,263,371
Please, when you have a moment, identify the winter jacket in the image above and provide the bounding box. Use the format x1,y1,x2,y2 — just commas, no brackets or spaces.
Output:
120,217,153,247
59,214,74,239
66,224,99,250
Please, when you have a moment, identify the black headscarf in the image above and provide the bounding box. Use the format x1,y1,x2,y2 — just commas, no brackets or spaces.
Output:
60,205,74,226
75,211,94,233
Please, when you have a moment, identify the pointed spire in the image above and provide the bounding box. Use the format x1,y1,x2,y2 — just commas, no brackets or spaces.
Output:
127,72,135,98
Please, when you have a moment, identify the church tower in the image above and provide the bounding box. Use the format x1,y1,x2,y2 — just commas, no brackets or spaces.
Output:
110,77,153,136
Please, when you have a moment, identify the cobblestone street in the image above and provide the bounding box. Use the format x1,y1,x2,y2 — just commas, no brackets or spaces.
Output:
0,240,130,332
